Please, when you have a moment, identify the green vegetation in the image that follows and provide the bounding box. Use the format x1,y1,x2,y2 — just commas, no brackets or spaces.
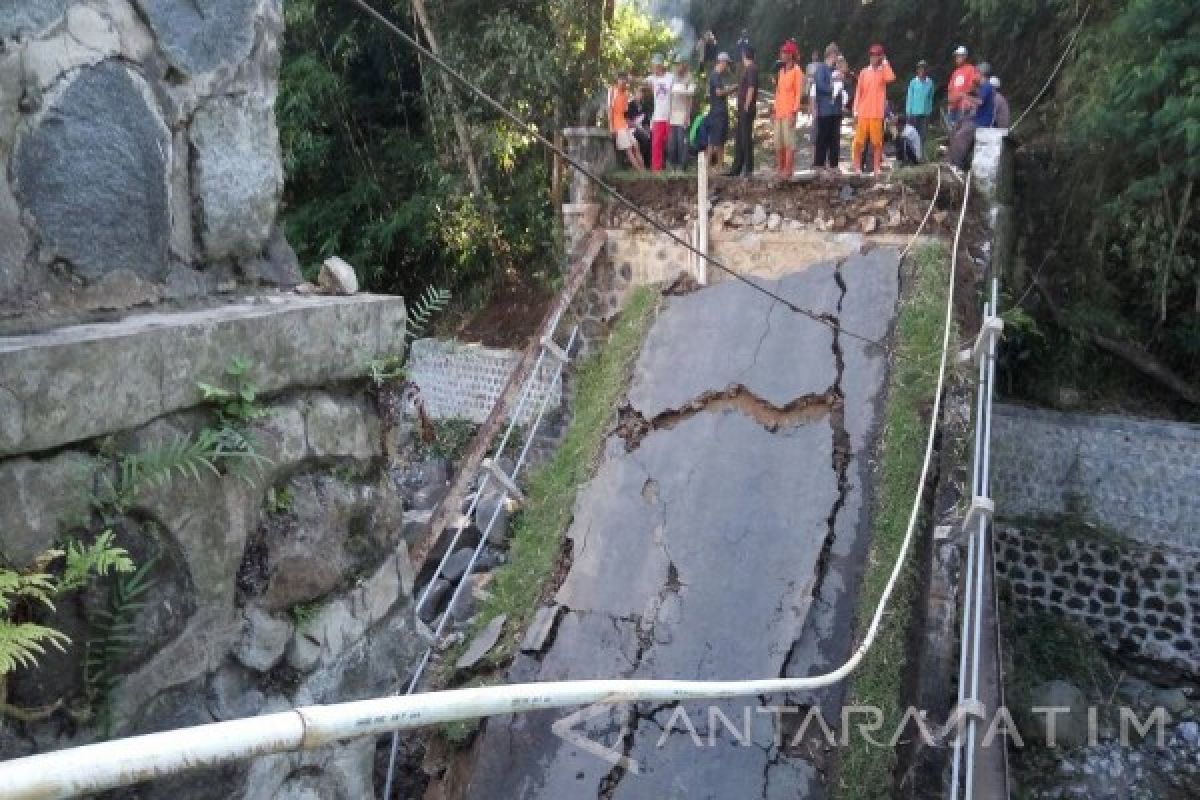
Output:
289,599,326,628
265,485,295,515
419,418,479,462
1,357,273,720
85,555,157,736
970,0,1198,413
467,288,659,665
1,534,134,707
835,242,953,799
278,0,671,301
1004,609,1113,717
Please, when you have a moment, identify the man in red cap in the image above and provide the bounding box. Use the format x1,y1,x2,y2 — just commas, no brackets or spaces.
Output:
773,39,803,178
851,43,895,175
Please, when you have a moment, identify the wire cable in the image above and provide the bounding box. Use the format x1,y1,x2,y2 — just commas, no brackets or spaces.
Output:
0,162,970,800
1010,5,1091,132
899,164,943,262
340,0,888,348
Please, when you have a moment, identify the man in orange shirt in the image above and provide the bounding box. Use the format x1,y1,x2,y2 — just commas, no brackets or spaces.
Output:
947,45,979,126
608,73,643,171
851,43,895,176
774,40,803,178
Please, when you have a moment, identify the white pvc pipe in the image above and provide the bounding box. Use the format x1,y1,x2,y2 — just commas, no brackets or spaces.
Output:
414,317,561,616
949,506,977,800
963,300,992,798
968,279,1003,800
0,172,969,800
697,150,709,285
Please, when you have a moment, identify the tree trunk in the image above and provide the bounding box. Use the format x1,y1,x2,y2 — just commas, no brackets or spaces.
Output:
410,0,485,199
1161,177,1194,323
604,0,615,25
582,0,606,93
1035,281,1200,405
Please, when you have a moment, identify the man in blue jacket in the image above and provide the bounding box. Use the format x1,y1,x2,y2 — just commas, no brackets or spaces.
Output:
810,43,844,173
906,59,935,142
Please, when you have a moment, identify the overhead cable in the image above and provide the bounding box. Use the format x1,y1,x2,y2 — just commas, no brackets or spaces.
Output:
341,0,889,347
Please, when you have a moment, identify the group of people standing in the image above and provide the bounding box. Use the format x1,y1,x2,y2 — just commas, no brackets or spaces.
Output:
607,34,1011,179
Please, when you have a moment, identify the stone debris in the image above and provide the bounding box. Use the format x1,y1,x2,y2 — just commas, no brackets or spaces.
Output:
441,548,476,582
418,578,452,624
319,256,359,295
456,614,507,670
520,605,563,653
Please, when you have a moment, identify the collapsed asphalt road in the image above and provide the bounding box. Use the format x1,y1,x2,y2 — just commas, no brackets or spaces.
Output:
459,249,901,799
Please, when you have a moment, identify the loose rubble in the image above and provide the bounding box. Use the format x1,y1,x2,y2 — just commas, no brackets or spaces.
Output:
1019,679,1200,799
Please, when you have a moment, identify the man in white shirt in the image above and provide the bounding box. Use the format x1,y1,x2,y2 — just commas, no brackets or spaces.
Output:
646,55,674,172
896,113,922,165
667,59,696,169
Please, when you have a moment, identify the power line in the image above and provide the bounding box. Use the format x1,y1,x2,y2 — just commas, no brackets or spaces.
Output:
1010,5,1092,132
340,0,889,348
0,167,969,800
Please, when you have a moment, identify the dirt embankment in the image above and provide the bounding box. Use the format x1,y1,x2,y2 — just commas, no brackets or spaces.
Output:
607,168,963,237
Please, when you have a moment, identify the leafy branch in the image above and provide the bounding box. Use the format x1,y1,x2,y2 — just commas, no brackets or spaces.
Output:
85,556,157,737
406,286,452,344
0,534,135,682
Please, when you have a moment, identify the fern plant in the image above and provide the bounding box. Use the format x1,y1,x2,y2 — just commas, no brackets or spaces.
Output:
366,355,407,388
406,286,452,344
0,571,69,675
363,286,450,386
195,357,273,482
89,432,225,515
58,532,135,593
85,555,156,736
0,534,135,683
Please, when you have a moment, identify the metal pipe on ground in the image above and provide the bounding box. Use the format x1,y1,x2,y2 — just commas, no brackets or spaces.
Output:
411,230,605,572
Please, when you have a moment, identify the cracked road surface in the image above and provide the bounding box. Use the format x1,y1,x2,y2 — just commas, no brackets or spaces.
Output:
459,249,900,799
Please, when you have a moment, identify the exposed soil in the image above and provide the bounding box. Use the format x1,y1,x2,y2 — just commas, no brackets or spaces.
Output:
606,167,964,237
452,270,552,349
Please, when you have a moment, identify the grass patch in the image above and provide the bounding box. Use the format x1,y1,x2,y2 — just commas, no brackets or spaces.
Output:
834,241,953,800
467,288,659,665
418,418,479,462
1004,609,1114,718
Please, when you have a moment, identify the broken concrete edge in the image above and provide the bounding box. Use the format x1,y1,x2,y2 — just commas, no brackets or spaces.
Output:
899,383,974,792
881,141,1015,796
0,293,406,457
457,613,508,670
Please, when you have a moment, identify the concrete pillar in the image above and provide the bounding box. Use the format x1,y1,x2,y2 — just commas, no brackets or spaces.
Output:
561,202,601,257
560,127,614,258
562,127,616,205
971,128,1017,286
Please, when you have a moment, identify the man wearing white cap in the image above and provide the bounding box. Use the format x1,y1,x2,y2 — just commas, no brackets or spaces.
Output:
646,55,674,171
990,76,1011,128
947,45,979,127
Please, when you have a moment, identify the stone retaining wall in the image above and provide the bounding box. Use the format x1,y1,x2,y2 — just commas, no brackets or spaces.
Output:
406,338,563,425
991,404,1200,549
0,295,428,799
0,0,296,324
995,525,1200,676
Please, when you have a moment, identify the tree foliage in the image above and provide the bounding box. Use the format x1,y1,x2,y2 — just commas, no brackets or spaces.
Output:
278,0,670,304
1069,0,1199,328
1001,0,1200,398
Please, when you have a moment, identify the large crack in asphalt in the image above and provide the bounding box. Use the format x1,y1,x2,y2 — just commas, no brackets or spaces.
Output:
594,264,858,800
615,387,838,451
